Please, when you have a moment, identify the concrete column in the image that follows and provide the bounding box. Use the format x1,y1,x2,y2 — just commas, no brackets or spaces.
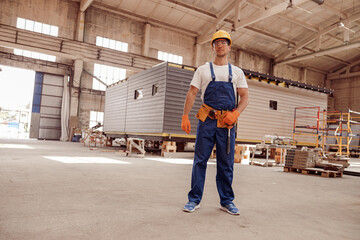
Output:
301,67,308,83
73,59,83,88
70,59,83,117
142,23,151,57
325,77,331,89
236,49,243,67
269,58,275,76
75,11,85,42
193,43,201,67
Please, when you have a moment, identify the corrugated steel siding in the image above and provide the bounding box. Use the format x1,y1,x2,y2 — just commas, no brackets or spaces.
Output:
103,81,128,132
104,63,328,144
237,80,327,144
104,63,168,133
163,65,202,134
125,64,167,133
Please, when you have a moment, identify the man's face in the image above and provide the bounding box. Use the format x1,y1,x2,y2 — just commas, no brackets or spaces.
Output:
212,39,231,57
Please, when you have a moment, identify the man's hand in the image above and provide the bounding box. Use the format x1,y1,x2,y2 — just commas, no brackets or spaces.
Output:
223,110,240,126
181,115,191,134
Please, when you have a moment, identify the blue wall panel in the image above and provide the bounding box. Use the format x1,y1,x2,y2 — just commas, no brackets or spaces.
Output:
32,72,43,113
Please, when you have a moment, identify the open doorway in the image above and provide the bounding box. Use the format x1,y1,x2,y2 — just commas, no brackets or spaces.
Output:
0,65,35,139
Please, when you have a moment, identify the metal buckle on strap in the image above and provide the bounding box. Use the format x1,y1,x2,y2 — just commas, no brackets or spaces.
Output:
208,109,217,119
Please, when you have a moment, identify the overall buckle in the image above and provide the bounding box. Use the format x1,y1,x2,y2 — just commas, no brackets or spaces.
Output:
208,110,217,119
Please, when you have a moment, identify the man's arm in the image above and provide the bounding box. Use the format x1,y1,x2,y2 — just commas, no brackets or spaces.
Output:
183,85,199,115
235,87,249,114
223,87,248,126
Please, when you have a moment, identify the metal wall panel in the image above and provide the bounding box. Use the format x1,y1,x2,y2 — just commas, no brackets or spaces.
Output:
104,63,201,135
104,63,328,144
163,65,202,134
40,106,61,116
104,81,128,132
125,63,167,133
38,74,63,140
42,84,63,96
30,72,43,138
237,80,327,144
39,128,61,140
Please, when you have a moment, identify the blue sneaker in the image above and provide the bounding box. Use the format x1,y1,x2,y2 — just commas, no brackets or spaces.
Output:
220,202,240,215
183,202,200,213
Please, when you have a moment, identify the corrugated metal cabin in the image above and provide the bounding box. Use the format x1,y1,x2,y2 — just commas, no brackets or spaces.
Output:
104,62,202,141
104,62,332,145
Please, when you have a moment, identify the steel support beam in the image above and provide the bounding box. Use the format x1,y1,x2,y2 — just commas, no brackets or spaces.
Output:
275,41,360,65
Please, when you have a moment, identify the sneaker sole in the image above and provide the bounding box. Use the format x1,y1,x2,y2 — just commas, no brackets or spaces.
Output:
183,204,200,213
220,206,240,215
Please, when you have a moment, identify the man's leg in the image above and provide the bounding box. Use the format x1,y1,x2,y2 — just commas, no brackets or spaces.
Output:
187,119,216,205
215,126,235,206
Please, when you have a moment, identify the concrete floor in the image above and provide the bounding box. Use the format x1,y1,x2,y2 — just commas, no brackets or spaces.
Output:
0,139,359,240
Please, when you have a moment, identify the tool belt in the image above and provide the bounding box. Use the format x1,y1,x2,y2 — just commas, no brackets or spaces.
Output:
196,103,233,129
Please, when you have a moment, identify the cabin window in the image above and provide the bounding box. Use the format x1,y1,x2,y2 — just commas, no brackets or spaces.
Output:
134,89,143,100
269,100,277,110
152,84,159,96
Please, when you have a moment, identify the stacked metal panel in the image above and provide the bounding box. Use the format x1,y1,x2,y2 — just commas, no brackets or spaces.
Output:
285,150,316,168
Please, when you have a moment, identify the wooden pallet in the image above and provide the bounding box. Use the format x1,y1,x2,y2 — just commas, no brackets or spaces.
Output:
161,141,177,157
126,138,146,157
284,167,343,178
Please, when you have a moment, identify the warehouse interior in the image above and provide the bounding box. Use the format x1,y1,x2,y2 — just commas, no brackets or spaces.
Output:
0,0,360,239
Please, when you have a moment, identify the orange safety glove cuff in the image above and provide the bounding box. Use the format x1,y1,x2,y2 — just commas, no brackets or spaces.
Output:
181,115,191,134
223,110,240,126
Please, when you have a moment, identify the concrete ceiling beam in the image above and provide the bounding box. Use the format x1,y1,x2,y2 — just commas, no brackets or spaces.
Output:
196,0,243,44
80,0,94,12
276,12,360,61
275,40,360,65
234,0,308,30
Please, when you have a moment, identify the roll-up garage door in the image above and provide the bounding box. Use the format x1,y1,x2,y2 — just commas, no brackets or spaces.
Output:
39,74,63,140
30,72,64,140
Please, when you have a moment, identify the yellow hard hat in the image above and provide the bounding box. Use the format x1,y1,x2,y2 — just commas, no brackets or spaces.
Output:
211,30,232,46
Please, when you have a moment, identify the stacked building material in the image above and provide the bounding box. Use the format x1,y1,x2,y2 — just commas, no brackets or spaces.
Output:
285,150,316,168
274,148,286,164
161,141,177,157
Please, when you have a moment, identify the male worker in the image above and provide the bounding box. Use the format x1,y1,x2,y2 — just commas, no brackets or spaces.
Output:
181,30,249,215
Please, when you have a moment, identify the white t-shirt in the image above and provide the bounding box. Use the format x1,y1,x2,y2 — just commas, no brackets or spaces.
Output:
190,62,248,101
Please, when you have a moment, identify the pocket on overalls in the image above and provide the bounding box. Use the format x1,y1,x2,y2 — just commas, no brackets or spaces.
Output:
217,111,234,129
196,106,209,122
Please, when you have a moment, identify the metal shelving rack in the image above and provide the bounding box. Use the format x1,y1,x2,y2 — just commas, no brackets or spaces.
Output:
347,109,360,156
292,107,321,147
293,107,360,157
321,111,349,156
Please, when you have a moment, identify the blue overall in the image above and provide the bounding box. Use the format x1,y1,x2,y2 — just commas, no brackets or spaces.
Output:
188,62,236,206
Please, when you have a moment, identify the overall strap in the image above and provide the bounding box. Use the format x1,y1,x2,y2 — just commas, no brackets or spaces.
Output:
228,63,232,82
209,62,233,82
209,62,216,81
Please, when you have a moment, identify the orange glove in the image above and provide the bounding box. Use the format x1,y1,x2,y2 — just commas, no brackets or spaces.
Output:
181,115,191,134
223,110,240,126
